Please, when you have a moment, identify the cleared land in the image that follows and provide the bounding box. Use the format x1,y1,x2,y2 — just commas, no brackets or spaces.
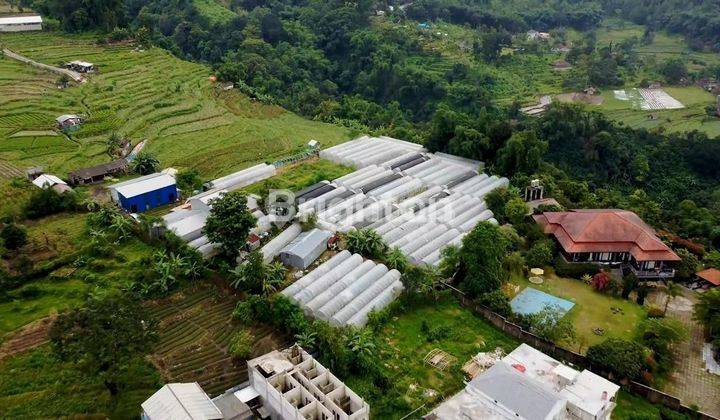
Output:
509,272,647,351
0,32,350,178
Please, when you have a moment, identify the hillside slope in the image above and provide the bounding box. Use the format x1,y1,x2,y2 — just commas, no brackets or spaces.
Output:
0,32,350,178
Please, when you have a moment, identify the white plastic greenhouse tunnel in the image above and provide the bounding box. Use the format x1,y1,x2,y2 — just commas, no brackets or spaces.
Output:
281,253,402,327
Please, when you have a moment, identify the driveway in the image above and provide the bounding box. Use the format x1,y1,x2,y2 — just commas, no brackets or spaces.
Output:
659,288,720,417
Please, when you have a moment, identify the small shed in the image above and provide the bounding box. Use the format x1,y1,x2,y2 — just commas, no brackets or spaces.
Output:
56,114,83,130
279,228,332,269
109,173,178,213
32,174,71,194
66,61,95,73
0,16,42,32
696,268,720,289
68,159,128,185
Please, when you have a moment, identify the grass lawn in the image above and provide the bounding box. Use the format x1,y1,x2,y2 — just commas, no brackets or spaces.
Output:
509,271,647,351
0,32,351,178
244,158,354,195
0,345,161,418
344,293,519,419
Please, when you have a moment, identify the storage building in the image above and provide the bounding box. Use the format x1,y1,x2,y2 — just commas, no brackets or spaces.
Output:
279,228,333,269
66,61,95,73
0,15,42,32
68,159,128,185
109,173,178,213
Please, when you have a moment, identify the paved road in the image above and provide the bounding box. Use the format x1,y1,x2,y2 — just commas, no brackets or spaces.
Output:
2,48,84,82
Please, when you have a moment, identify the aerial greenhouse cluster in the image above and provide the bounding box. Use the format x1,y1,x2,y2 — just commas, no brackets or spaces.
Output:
300,136,509,265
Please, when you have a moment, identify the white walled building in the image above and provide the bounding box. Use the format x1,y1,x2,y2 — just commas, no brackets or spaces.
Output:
427,344,619,420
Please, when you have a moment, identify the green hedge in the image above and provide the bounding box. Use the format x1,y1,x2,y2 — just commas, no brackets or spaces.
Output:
554,255,600,278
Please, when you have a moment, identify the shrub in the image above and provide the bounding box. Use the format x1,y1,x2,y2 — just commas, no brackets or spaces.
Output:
23,188,78,219
384,247,409,272
525,240,554,268
228,330,255,360
587,338,647,381
346,228,387,259
0,223,27,250
503,251,525,275
477,289,512,317
554,255,599,278
591,270,611,291
16,284,43,299
427,325,452,342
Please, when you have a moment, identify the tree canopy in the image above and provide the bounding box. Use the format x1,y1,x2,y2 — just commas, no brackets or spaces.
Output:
49,291,158,396
203,191,257,259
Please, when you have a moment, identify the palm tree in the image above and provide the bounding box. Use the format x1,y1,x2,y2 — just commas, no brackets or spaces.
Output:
664,281,682,314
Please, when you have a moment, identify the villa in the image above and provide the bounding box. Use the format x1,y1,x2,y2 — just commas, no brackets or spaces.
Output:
534,209,680,279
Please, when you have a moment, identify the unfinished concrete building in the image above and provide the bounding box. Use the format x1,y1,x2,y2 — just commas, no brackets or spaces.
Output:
244,345,370,419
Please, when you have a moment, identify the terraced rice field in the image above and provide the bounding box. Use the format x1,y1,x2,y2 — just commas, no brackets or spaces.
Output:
147,287,288,396
0,32,350,178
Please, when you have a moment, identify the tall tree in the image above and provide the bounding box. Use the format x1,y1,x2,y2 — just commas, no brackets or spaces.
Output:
49,291,157,396
203,191,257,259
495,130,548,177
458,222,509,297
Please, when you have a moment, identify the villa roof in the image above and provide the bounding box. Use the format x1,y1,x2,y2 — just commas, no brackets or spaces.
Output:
533,209,680,262
696,268,720,286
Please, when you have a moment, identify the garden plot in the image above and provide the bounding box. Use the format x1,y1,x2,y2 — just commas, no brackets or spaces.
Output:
147,287,288,396
613,88,684,110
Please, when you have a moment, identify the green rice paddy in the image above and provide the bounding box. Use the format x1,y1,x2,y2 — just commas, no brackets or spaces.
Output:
0,32,350,178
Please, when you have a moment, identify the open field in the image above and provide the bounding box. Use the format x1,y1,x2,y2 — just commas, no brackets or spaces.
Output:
147,287,288,397
0,32,350,178
509,272,647,350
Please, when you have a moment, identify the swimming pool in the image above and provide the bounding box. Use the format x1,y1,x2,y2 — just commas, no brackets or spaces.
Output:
510,287,575,316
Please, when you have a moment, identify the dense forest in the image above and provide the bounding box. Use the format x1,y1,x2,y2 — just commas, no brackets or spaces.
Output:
22,0,720,248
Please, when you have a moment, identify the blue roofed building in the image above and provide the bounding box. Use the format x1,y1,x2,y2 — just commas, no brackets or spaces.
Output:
109,173,178,213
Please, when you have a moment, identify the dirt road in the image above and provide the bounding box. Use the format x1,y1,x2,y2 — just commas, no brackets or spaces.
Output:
2,48,84,82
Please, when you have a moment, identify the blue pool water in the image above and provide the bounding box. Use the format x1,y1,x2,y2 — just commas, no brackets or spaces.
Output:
510,287,575,316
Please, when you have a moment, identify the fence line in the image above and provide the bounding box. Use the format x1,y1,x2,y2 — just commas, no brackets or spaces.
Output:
447,286,718,420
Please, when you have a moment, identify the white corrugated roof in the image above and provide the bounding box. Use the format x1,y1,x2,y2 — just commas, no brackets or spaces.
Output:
32,174,65,189
0,15,42,25
112,173,176,199
56,114,80,123
142,383,223,420
69,60,94,67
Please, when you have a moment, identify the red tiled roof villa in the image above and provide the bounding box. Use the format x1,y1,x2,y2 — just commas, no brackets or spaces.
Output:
534,209,679,279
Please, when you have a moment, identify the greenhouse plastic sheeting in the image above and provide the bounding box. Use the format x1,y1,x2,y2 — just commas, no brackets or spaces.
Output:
282,250,351,298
